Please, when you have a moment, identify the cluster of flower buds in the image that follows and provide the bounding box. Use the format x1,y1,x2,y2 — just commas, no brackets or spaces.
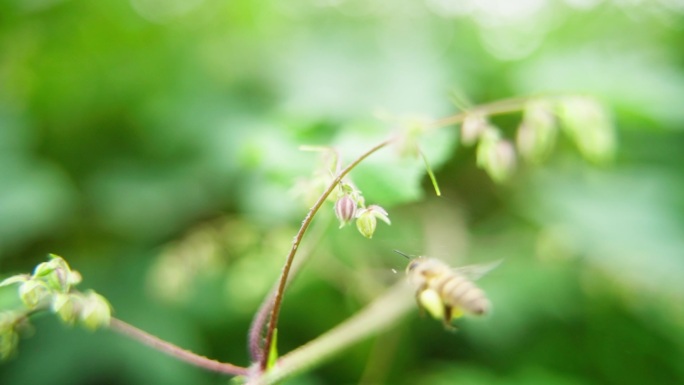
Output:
333,182,390,238
0,254,112,358
461,96,614,183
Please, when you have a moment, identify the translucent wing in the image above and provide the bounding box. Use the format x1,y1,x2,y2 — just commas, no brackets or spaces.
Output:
452,260,502,281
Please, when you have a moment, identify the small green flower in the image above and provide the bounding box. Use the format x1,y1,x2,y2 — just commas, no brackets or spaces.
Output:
52,293,80,325
18,280,50,309
355,205,390,239
33,255,81,293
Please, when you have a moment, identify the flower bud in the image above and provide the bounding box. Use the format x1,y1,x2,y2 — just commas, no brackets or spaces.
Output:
334,195,357,228
356,211,377,239
461,114,488,146
516,101,558,164
34,255,78,293
477,130,517,183
557,96,615,164
18,280,50,309
355,205,390,238
52,293,80,325
79,291,111,330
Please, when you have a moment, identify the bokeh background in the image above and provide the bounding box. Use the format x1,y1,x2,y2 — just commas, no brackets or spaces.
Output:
2,0,684,384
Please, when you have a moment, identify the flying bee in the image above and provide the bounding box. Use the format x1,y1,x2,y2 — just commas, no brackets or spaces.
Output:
395,250,500,328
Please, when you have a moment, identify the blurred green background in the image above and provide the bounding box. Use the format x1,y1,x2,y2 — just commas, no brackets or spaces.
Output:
1,0,684,384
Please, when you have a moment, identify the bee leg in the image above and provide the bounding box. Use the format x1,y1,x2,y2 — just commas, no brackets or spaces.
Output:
415,293,426,318
442,306,458,332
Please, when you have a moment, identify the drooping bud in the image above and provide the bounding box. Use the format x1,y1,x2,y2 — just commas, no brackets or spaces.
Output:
516,101,558,164
52,293,80,325
355,205,390,239
356,211,377,239
334,195,357,228
477,130,517,183
557,96,615,164
79,291,111,330
460,114,488,146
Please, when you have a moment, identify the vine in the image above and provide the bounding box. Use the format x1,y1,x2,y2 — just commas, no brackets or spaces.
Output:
0,94,614,383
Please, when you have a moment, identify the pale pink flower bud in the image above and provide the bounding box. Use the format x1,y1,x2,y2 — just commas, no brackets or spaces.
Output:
334,195,357,228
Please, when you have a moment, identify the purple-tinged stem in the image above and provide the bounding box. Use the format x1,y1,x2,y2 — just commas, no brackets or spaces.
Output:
110,318,249,377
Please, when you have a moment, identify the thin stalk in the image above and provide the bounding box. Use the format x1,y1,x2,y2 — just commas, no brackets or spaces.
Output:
251,282,414,385
109,318,249,377
429,95,538,129
248,215,332,362
259,139,394,371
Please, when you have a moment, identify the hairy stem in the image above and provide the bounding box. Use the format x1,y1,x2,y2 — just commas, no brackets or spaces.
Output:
259,139,394,371
248,215,331,362
109,317,249,377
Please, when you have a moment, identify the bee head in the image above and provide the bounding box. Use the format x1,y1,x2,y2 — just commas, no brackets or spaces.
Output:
406,259,420,272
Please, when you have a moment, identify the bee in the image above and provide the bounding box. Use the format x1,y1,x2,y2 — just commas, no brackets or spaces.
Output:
396,250,499,328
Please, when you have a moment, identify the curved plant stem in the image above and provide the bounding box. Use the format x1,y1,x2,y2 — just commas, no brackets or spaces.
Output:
259,139,394,371
109,317,249,376
250,282,414,385
248,215,332,363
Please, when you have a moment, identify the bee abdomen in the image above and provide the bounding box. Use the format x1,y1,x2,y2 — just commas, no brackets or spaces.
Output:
439,276,490,315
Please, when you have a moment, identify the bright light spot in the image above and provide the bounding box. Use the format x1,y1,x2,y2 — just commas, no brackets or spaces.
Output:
480,25,544,61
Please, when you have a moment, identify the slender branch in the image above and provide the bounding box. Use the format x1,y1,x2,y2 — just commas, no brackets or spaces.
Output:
109,317,249,377
248,214,332,363
259,139,394,371
429,95,539,129
248,294,272,362
250,282,414,385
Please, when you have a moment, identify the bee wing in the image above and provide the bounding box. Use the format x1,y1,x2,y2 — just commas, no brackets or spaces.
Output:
452,260,502,281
